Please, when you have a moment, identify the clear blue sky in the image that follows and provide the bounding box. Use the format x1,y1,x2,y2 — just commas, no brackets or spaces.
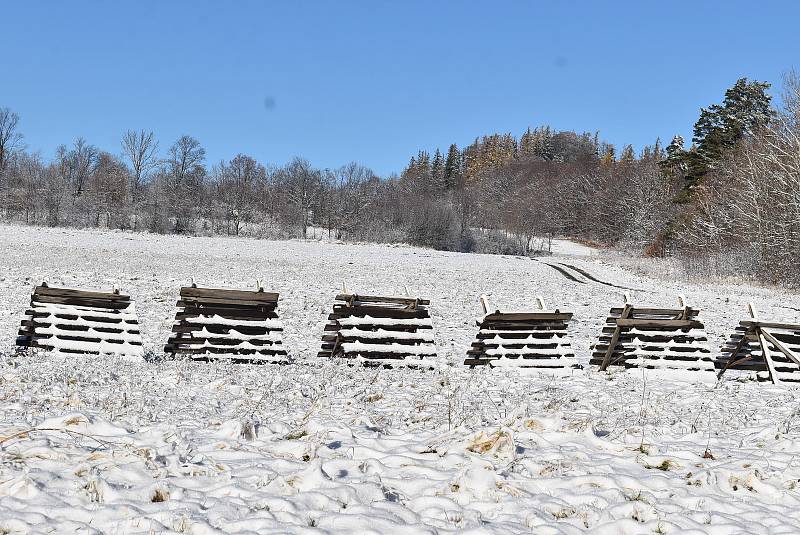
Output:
3,1,799,176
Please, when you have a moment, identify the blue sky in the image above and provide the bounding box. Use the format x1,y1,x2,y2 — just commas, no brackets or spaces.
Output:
2,1,799,176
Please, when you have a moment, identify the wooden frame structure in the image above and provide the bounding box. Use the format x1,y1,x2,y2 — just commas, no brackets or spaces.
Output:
164,282,287,363
464,295,576,370
318,292,436,364
716,304,800,384
16,282,144,357
590,295,714,374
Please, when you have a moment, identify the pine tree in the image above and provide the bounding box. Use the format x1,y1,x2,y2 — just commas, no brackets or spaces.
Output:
688,78,773,182
444,143,460,191
659,135,688,178
431,148,445,192
531,126,554,160
640,138,664,162
519,127,535,157
619,144,635,163
600,143,615,165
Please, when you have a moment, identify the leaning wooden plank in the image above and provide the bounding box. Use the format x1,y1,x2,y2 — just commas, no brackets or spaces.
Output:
760,329,800,368
717,304,800,382
599,303,632,371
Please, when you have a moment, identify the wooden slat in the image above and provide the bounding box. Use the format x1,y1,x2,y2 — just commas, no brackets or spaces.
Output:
180,286,279,303
331,305,431,319
166,346,287,356
614,318,703,329
29,295,133,310
171,323,280,335
609,307,699,317
177,297,279,308
740,320,800,331
482,312,573,322
335,294,430,306
174,308,278,321
34,286,131,301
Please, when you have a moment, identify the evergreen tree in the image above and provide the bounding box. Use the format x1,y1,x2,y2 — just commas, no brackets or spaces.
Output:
619,144,635,163
431,148,445,191
600,143,615,165
652,137,663,161
443,143,460,191
688,78,773,182
531,126,554,160
659,135,688,178
519,127,535,157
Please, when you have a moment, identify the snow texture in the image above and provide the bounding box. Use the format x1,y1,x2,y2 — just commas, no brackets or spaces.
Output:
1,224,800,533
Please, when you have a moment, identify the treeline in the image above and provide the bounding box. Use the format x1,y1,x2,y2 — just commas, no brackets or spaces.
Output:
0,125,396,241
396,127,672,254
0,73,798,284
396,74,800,284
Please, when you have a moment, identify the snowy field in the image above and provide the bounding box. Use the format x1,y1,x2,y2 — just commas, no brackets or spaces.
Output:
1,223,800,534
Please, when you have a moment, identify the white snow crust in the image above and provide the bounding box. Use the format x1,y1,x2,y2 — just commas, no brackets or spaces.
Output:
1,224,800,533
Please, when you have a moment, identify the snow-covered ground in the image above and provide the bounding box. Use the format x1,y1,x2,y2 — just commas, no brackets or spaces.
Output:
1,223,800,534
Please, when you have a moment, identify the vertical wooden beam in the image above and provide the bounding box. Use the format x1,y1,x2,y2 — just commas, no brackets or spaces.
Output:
758,329,781,385
676,294,688,320
600,302,633,371
479,295,491,315
748,304,780,384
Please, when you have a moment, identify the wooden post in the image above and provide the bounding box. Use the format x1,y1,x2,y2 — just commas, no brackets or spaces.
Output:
758,329,781,385
479,295,491,315
677,294,688,320
720,302,763,380
600,301,633,371
748,304,781,385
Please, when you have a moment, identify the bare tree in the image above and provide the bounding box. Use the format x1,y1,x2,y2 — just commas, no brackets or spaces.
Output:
214,154,264,235
0,107,23,175
121,129,159,201
166,135,206,232
281,157,322,238
68,137,98,198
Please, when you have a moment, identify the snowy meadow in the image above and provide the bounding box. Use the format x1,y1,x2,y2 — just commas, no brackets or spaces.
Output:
1,224,800,534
